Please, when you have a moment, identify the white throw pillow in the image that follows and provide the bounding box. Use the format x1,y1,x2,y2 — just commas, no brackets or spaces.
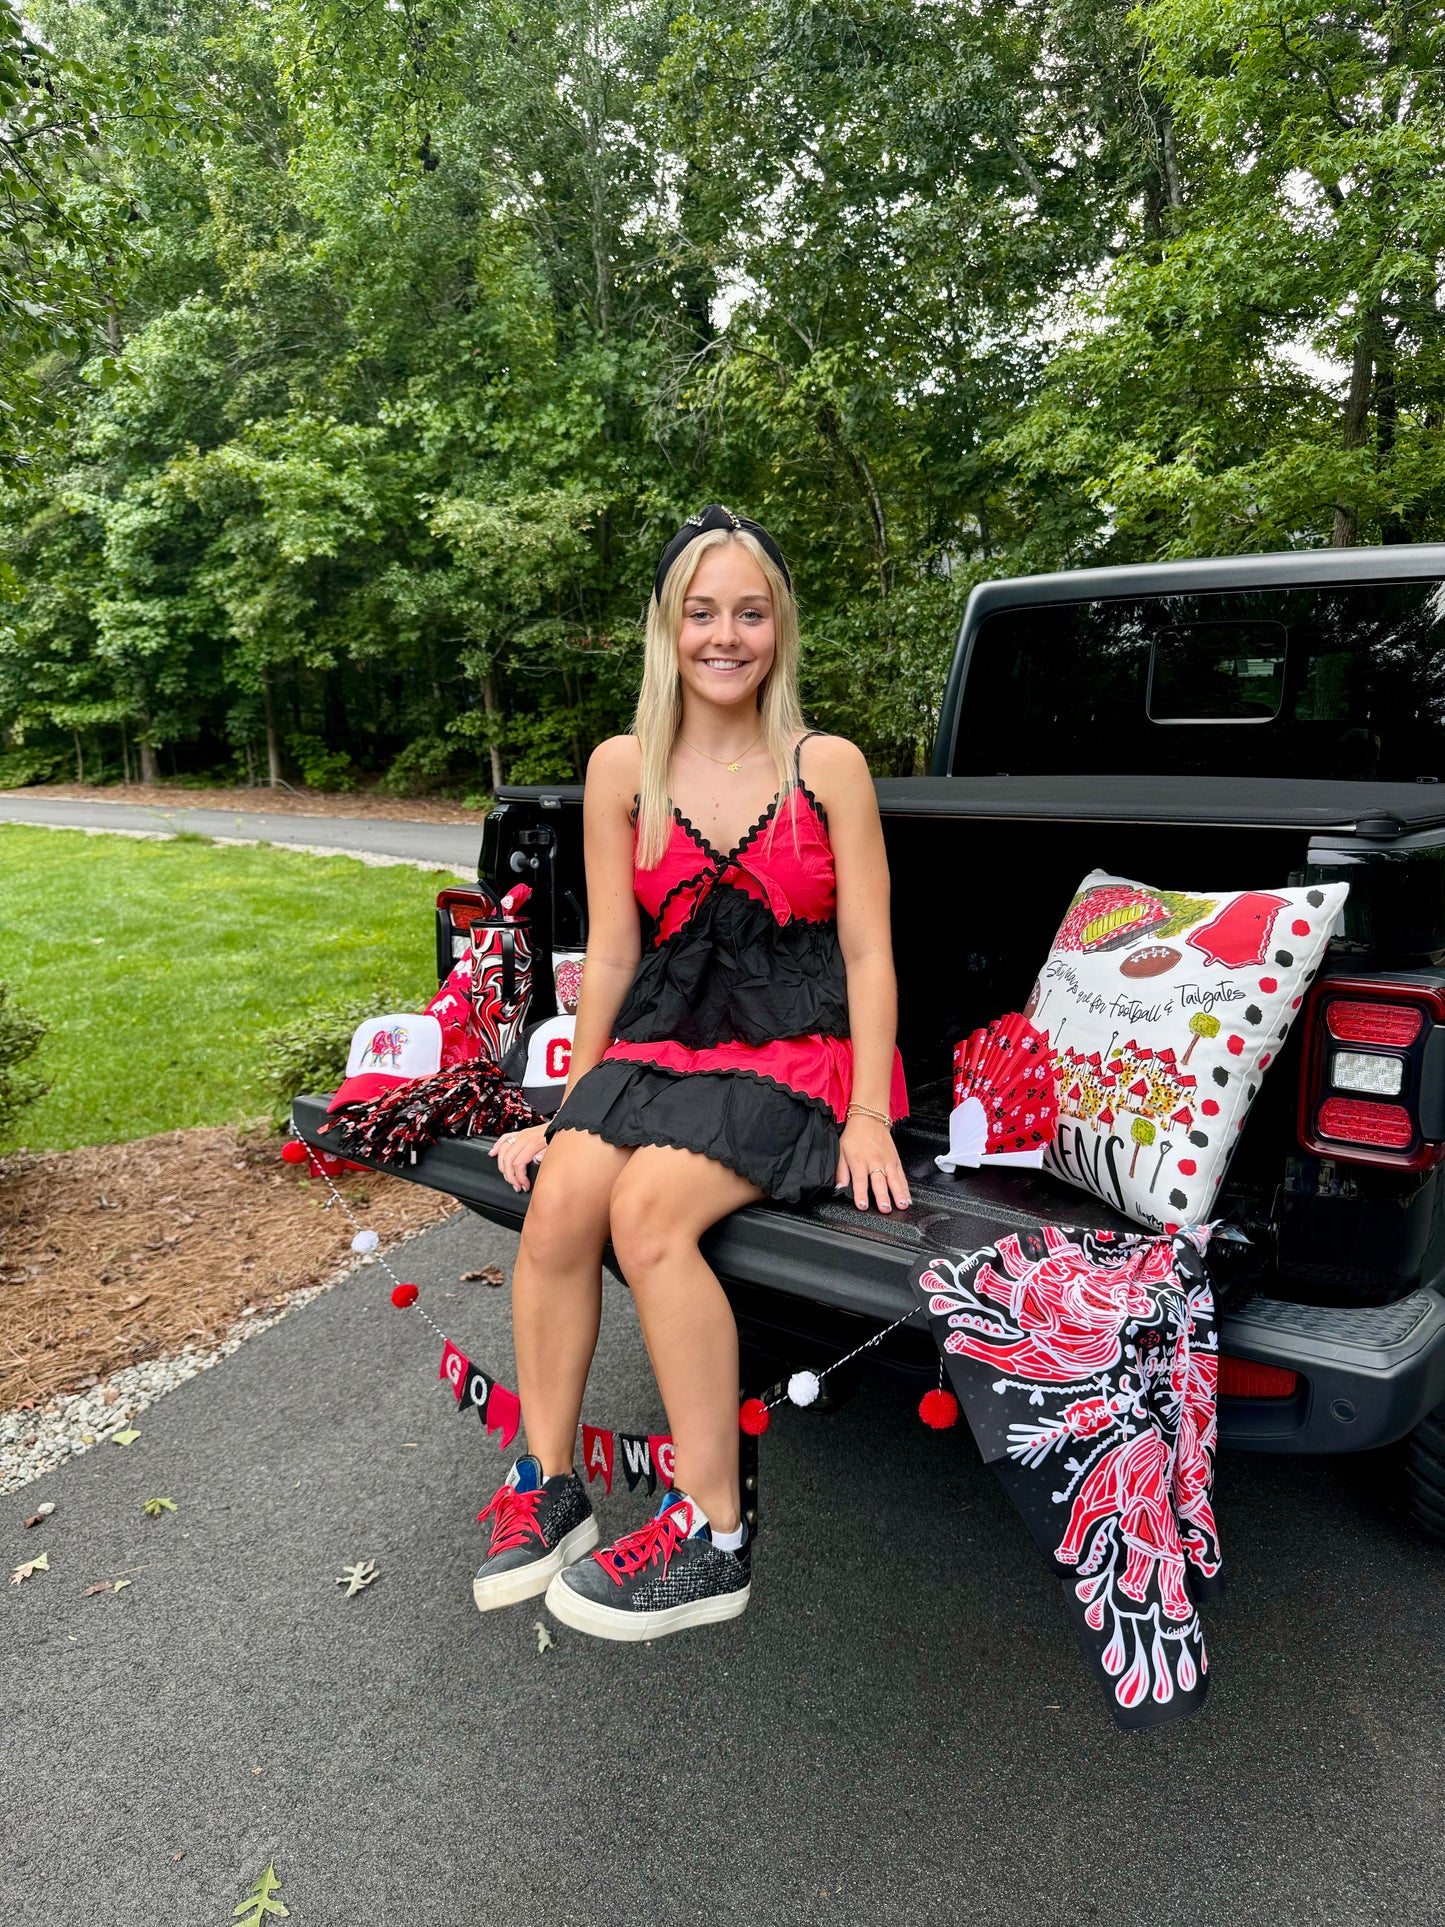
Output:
1026,870,1348,1231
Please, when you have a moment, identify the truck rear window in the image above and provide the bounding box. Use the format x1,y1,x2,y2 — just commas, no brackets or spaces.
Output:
952,581,1445,783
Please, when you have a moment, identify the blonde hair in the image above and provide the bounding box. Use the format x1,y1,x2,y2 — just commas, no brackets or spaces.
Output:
632,525,804,869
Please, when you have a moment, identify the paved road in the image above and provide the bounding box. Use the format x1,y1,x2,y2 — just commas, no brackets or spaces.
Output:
0,794,483,872
4,1210,1443,1927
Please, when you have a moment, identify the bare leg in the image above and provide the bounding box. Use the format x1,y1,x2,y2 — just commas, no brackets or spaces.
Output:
512,1128,632,1478
608,1145,762,1532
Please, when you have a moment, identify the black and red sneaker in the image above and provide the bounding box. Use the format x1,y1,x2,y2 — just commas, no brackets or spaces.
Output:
544,1490,751,1641
472,1455,598,1612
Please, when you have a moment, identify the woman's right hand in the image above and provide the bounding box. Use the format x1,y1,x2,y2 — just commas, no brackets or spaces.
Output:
490,1123,550,1193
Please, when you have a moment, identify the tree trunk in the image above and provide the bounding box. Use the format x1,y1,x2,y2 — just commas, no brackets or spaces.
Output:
73,731,84,783
1375,343,1408,544
120,720,131,786
1332,310,1377,547
261,673,283,787
138,726,160,785
1160,111,1184,208
482,671,504,792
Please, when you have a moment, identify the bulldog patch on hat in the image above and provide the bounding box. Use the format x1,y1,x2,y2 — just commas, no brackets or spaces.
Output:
328,1012,443,1112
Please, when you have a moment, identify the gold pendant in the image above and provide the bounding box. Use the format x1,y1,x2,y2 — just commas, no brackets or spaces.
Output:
726,759,741,773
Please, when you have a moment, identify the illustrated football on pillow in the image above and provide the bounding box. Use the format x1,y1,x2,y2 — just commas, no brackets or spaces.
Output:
1024,870,1349,1231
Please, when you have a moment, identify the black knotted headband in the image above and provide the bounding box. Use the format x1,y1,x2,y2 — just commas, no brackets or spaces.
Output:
652,503,793,602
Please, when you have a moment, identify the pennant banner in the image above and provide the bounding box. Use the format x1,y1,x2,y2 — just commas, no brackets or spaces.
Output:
460,1364,492,1422
618,1433,656,1495
439,1341,469,1400
648,1434,676,1489
434,1344,670,1480
582,1424,615,1495
484,1381,521,1452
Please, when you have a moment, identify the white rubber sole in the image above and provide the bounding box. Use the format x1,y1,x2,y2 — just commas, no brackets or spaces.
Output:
471,1516,600,1612
543,1572,751,1642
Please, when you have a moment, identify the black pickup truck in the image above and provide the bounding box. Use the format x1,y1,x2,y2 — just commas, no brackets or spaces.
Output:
295,545,1445,1543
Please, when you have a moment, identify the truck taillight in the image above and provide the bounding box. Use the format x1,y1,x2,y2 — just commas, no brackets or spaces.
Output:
1317,1098,1413,1150
1218,1356,1298,1398
1298,977,1445,1171
1325,1001,1423,1048
435,887,493,978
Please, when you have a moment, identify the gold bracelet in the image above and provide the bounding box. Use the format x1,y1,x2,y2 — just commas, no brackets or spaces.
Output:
846,1102,892,1126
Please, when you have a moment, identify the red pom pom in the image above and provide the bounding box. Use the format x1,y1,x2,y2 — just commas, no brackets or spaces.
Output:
390,1282,419,1308
919,1387,960,1430
738,1397,771,1436
280,1140,308,1166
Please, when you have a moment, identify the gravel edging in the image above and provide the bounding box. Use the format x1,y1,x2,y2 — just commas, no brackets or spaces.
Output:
0,1225,439,1496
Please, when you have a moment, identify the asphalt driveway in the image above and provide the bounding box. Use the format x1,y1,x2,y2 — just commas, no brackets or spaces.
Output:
3,1208,1442,1926
0,794,482,873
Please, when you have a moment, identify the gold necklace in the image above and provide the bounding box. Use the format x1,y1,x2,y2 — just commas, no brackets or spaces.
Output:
679,732,762,774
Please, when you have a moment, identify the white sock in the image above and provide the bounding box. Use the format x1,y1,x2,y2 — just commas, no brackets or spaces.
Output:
711,1519,747,1552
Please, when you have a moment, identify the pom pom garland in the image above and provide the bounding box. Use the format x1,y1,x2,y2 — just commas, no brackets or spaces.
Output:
919,1387,961,1430
390,1283,419,1309
351,1229,380,1254
280,1140,308,1165
787,1370,821,1408
738,1398,771,1436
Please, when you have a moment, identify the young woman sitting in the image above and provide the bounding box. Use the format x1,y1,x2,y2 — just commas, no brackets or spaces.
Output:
473,504,909,1640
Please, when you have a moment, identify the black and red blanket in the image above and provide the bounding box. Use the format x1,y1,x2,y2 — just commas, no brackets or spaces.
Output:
914,1223,1221,1730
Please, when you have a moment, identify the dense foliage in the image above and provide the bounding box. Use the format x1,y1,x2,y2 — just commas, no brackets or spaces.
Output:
1,0,1441,792
0,978,49,1147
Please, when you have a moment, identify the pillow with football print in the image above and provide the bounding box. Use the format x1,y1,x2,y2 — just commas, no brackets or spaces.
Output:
1025,870,1348,1232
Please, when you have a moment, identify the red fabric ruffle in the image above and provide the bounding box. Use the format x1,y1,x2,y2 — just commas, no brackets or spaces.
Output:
603,1033,909,1124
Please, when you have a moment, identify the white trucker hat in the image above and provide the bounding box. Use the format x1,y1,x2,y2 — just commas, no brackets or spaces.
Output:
328,1012,443,1112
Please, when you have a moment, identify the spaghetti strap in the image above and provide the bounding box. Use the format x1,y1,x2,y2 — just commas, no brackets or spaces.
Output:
793,730,823,782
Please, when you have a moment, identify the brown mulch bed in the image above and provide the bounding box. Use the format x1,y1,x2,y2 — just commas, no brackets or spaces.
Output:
1,781,488,825
0,1125,458,1412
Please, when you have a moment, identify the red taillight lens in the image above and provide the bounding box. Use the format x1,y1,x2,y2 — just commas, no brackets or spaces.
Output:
1317,1097,1414,1150
438,892,489,932
1218,1355,1299,1398
1325,1000,1423,1048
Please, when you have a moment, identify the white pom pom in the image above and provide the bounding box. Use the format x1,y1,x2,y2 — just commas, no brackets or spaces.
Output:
787,1370,821,1408
350,1229,379,1254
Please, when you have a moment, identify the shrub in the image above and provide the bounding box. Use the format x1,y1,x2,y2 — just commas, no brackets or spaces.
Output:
0,982,50,1148
283,732,356,793
379,734,459,798
256,990,420,1132
0,749,62,790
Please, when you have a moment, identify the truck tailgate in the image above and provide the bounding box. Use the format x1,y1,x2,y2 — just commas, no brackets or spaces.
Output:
292,1097,1445,1455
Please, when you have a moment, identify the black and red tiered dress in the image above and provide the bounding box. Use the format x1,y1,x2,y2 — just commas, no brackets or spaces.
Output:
550,756,909,1202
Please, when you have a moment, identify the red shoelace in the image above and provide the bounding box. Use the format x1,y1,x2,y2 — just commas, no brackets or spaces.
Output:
477,1482,545,1554
594,1505,692,1586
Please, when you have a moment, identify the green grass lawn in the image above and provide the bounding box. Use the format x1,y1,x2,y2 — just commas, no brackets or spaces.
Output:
0,826,460,1151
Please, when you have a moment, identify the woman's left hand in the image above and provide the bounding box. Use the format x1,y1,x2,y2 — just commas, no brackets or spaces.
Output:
836,1116,911,1214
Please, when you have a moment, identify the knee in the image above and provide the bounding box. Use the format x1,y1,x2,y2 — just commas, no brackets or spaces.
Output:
519,1178,600,1271
609,1183,687,1279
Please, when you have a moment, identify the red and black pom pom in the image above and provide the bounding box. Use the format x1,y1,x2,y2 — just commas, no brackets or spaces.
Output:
318,1060,541,1165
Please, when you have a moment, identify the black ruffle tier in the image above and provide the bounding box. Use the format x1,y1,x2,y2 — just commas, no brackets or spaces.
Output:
548,1057,840,1203
611,877,848,1051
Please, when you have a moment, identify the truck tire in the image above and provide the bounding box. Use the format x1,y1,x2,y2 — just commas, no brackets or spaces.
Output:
1406,1406,1445,1544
